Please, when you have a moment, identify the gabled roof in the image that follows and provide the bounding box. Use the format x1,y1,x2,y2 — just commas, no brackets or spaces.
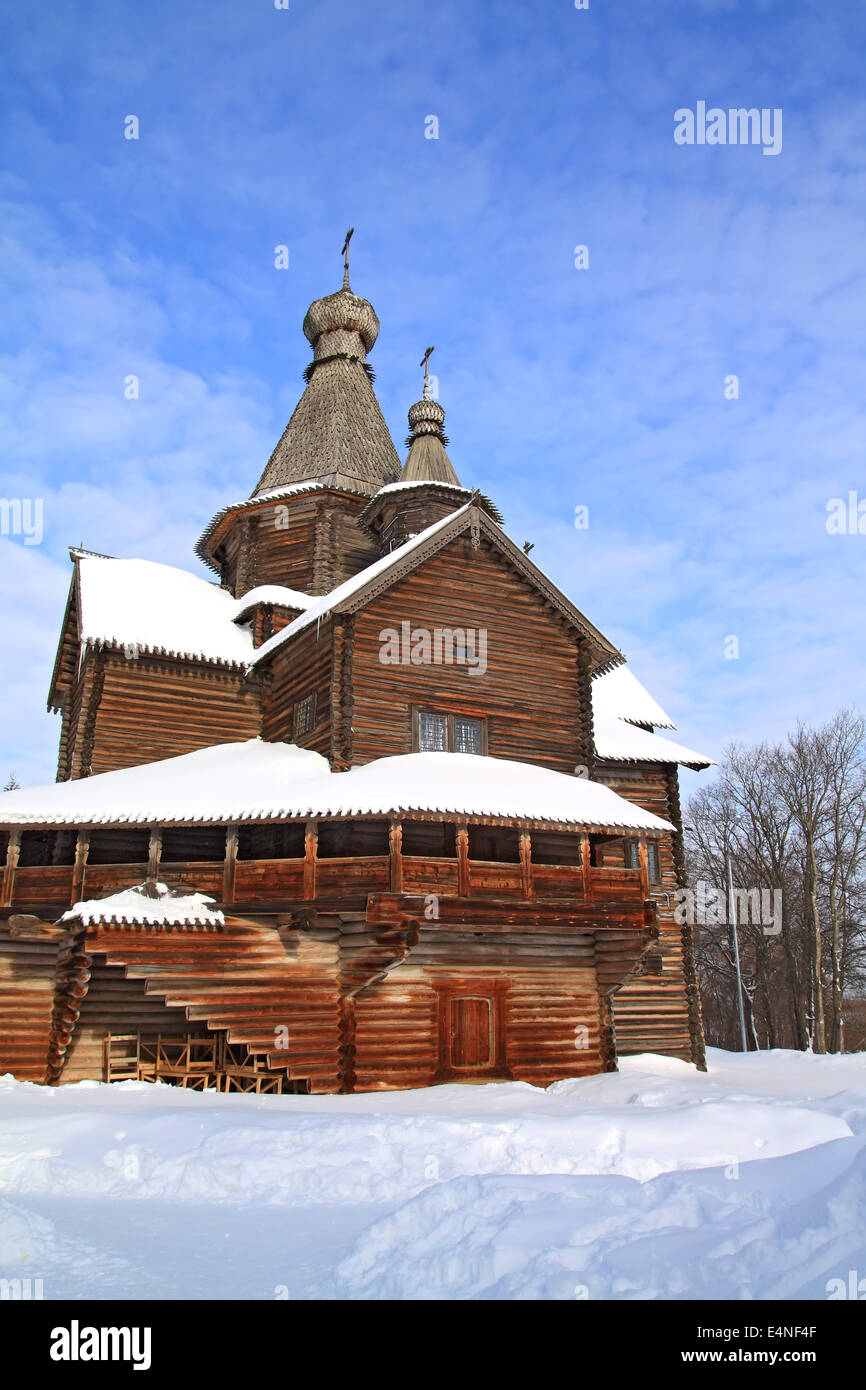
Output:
0,739,673,834
48,553,320,704
251,502,624,672
71,552,255,668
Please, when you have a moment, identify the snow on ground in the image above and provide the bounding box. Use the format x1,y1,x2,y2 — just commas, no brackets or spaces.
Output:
0,1049,864,1300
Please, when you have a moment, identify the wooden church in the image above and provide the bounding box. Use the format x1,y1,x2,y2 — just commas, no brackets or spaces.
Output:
0,239,713,1093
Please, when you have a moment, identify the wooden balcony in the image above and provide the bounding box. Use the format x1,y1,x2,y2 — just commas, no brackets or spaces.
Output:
1,820,653,916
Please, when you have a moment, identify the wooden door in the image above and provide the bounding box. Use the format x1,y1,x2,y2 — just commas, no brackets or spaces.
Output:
449,995,494,1069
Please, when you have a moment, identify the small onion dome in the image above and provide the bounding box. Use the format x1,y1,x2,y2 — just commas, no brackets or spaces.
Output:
407,397,446,438
302,287,380,362
403,394,461,486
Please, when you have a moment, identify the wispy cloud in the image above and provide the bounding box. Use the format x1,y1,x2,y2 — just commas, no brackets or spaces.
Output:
0,0,864,785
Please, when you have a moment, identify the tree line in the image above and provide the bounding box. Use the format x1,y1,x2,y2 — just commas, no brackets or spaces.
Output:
686,709,866,1053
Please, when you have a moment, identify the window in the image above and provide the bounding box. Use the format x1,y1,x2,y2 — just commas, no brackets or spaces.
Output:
293,692,316,739
647,841,661,885
415,710,486,754
625,839,661,884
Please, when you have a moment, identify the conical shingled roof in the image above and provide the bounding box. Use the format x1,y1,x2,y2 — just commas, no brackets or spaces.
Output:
402,398,461,485
251,279,401,498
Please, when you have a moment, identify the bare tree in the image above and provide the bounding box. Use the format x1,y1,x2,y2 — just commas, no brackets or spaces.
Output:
686,710,866,1055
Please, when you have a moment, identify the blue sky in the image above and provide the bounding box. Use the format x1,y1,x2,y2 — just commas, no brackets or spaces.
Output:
1,0,864,794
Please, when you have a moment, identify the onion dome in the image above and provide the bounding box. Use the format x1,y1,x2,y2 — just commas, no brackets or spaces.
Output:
251,231,401,497
401,349,462,486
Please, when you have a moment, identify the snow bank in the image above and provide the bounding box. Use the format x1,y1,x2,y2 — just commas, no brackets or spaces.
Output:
0,1049,863,1300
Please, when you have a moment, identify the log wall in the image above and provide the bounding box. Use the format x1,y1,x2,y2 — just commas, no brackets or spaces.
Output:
595,760,702,1064
348,538,585,773
80,653,263,775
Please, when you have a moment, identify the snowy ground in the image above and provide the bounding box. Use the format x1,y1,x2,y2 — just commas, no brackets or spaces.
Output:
1,1048,864,1300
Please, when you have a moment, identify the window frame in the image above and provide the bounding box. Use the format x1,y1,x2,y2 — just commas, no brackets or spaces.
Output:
411,706,488,755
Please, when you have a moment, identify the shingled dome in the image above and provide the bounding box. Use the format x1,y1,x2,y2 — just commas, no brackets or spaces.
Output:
251,274,401,498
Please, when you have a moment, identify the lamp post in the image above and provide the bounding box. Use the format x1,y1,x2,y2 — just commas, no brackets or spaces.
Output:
726,851,749,1052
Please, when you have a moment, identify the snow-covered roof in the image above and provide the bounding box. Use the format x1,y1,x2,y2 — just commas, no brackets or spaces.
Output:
592,666,676,730
62,881,224,928
0,740,673,833
592,666,714,768
594,716,714,769
372,480,470,498
232,584,316,618
71,554,316,668
74,553,255,668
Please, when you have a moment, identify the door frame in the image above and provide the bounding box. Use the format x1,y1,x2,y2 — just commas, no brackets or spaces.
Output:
432,978,510,1082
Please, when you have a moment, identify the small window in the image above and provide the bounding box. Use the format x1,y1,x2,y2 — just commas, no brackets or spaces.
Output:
293,692,316,739
415,710,485,755
624,840,661,884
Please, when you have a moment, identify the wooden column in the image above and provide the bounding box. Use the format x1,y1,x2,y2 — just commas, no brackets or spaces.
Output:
389,819,403,893
1,830,20,907
70,831,89,906
581,834,592,900
637,838,650,900
456,824,470,898
519,829,532,900
223,826,238,904
147,828,162,887
303,819,318,901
